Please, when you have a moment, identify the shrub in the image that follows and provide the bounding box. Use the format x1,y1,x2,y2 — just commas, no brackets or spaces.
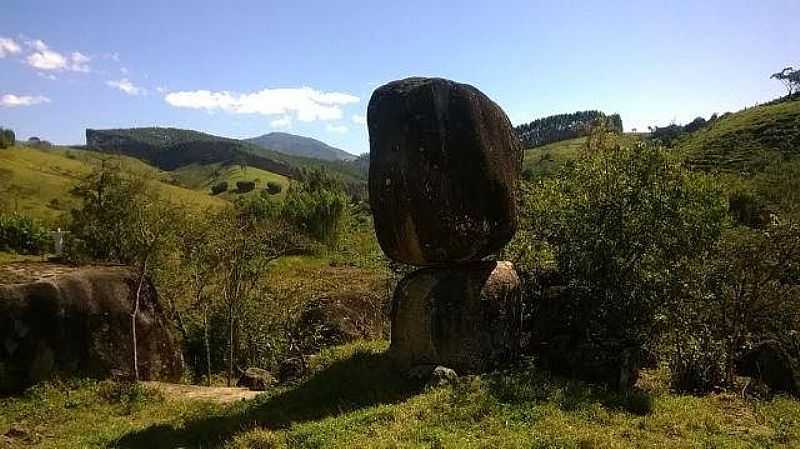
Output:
515,142,727,388
0,128,15,149
0,213,51,254
667,223,800,393
266,181,282,195
210,181,228,195
236,180,256,193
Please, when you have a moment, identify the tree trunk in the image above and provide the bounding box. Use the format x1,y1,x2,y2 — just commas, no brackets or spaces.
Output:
204,305,212,387
131,259,148,382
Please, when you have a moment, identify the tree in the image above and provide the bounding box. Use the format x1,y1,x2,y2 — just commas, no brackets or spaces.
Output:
265,181,282,195
0,128,15,149
771,66,800,97
515,141,727,386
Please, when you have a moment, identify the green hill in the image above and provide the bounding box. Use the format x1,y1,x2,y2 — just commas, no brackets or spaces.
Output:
245,132,355,162
678,98,800,172
86,127,367,187
172,162,290,199
0,146,226,223
522,136,587,178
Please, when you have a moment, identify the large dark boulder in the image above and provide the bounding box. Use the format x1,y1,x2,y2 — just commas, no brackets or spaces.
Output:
368,77,523,266
237,367,276,391
0,265,183,393
737,340,800,396
389,261,522,373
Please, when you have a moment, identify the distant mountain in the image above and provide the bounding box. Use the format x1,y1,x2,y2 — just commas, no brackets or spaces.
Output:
245,132,356,162
85,127,367,187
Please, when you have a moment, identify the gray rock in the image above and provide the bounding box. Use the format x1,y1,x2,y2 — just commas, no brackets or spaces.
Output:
237,367,276,391
368,77,523,266
407,364,458,387
0,265,183,393
389,261,522,373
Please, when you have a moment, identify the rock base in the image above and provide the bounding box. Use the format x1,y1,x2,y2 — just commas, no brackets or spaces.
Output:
389,261,522,373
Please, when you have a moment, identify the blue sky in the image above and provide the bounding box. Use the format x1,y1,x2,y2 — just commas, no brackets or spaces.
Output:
1,0,797,155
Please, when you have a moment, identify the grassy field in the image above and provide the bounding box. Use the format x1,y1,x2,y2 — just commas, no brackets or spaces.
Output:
678,98,800,172
0,146,227,223
1,340,798,449
522,133,642,179
171,162,290,200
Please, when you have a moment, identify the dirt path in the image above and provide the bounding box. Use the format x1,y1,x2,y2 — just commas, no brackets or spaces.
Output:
145,381,262,404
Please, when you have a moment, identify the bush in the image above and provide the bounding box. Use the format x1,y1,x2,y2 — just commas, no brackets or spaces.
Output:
210,181,228,195
265,181,282,195
667,223,800,393
514,142,727,387
0,213,51,254
236,180,256,193
0,128,15,149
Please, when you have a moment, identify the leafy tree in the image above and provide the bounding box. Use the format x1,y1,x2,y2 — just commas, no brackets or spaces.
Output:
515,141,727,386
236,180,255,193
210,181,228,195
265,181,282,195
283,168,349,247
771,66,800,97
0,128,15,149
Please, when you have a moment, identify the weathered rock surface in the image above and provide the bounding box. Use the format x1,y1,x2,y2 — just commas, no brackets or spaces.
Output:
407,364,459,388
368,77,523,265
237,367,276,391
389,261,522,372
0,265,183,392
737,340,800,396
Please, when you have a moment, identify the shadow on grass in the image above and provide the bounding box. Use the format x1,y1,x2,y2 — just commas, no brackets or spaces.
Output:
483,364,654,416
112,350,423,449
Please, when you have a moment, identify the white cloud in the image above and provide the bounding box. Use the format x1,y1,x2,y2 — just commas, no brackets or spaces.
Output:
164,86,359,122
37,72,57,80
326,123,349,134
352,114,367,125
156,86,168,94
106,78,146,96
270,115,292,129
1,94,51,107
0,37,21,57
24,40,91,72
120,67,129,74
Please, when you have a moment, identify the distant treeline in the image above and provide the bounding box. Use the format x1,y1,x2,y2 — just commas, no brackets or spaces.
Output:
516,111,623,148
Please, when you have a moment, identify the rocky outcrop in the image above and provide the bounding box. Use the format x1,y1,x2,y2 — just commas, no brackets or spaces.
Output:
0,265,183,392
368,77,523,266
237,367,276,391
368,77,522,373
390,261,522,372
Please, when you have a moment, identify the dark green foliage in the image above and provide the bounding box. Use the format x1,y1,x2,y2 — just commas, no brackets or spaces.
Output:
771,66,800,97
0,212,50,254
283,169,349,246
265,181,282,195
235,180,255,193
728,188,771,228
516,110,623,148
0,127,15,149
513,142,727,386
210,181,228,195
667,223,800,393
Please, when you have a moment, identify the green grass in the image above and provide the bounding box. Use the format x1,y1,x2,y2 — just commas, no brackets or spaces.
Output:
523,134,642,179
0,146,227,223
171,162,290,199
523,137,588,178
2,340,799,449
678,98,800,172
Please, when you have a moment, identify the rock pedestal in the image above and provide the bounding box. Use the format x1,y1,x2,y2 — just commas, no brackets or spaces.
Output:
368,77,523,373
390,261,522,372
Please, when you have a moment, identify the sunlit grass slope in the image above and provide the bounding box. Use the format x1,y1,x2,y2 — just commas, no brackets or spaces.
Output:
0,146,226,223
171,162,290,200
1,341,799,449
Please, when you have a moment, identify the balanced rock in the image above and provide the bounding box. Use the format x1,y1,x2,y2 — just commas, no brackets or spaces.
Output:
368,77,523,265
389,261,522,372
0,264,183,393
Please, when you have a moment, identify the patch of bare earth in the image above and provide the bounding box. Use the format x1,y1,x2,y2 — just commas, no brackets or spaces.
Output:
144,382,261,404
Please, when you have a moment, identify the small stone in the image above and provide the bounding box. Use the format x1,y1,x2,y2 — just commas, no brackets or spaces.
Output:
407,364,458,387
237,367,276,391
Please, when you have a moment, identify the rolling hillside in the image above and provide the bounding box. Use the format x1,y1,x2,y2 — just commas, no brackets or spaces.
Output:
677,98,800,172
0,146,227,223
86,127,367,186
245,132,355,162
172,162,290,199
